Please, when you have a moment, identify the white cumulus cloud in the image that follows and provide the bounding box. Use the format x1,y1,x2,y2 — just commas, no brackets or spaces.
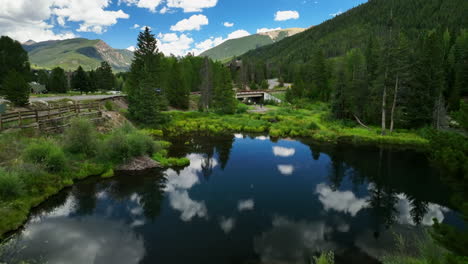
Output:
277,165,294,175
227,29,250,40
166,0,218,13
224,22,234,27
52,0,130,34
170,14,209,32
119,0,163,12
272,146,296,157
238,199,255,211
157,32,194,56
127,46,136,52
274,10,300,21
257,27,281,33
0,0,77,42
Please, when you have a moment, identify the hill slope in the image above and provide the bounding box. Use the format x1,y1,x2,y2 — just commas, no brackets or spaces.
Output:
242,0,468,65
200,28,306,61
23,38,133,71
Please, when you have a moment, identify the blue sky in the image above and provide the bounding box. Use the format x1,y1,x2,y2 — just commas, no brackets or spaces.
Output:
1,0,367,55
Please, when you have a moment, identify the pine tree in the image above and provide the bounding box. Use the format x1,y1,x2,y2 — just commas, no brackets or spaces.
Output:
96,61,115,91
48,67,67,93
0,36,30,90
2,70,30,106
311,48,330,101
127,27,164,124
213,66,236,114
72,66,90,94
199,57,213,111
167,61,190,109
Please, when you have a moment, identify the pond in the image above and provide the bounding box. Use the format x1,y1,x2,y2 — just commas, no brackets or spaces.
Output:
0,135,463,264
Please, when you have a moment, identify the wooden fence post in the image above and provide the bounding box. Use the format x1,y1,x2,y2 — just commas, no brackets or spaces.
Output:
18,112,22,128
35,110,39,123
0,113,3,131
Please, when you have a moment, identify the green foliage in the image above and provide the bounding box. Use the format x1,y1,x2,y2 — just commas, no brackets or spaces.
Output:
63,118,99,157
72,66,90,93
0,36,30,92
127,27,166,125
100,124,157,165
454,101,468,130
23,139,66,172
0,168,24,201
95,61,115,90
2,70,30,106
48,67,67,93
104,100,114,111
314,251,334,264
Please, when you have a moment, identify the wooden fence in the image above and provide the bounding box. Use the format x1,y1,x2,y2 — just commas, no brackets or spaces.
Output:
0,102,103,132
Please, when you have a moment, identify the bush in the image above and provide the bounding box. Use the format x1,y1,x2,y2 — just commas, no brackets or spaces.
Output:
64,118,98,156
16,163,56,195
236,103,249,114
100,126,157,165
314,251,334,264
0,168,24,201
23,140,66,172
308,121,320,130
104,100,114,111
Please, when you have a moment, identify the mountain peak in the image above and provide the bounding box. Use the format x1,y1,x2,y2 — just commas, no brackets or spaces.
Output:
200,27,308,61
23,39,36,45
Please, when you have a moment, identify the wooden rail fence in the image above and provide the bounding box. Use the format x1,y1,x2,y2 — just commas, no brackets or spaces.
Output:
0,102,103,132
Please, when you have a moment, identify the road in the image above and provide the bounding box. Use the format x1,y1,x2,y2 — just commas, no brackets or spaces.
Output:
0,95,123,104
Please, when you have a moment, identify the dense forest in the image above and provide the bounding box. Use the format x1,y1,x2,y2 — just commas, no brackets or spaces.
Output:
236,0,468,132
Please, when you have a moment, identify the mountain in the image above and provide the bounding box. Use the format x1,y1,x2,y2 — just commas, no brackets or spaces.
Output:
242,0,468,65
23,38,133,71
200,28,306,62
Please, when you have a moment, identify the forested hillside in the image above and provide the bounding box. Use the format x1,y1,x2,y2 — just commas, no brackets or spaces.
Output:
200,28,305,61
236,0,468,130
242,0,468,65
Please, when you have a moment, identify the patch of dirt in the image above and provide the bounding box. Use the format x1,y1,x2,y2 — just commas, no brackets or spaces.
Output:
117,156,161,171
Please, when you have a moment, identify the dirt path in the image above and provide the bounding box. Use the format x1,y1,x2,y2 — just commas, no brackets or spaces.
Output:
248,105,270,113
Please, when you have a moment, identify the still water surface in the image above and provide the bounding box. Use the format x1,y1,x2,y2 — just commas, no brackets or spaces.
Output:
1,135,462,264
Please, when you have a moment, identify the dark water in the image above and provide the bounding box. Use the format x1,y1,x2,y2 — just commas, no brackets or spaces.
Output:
1,134,463,264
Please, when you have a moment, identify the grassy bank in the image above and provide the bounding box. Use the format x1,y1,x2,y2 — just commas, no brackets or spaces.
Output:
161,103,429,149
0,119,183,240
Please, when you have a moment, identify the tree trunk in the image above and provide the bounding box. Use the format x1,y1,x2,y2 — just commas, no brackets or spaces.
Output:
390,74,399,133
381,69,388,136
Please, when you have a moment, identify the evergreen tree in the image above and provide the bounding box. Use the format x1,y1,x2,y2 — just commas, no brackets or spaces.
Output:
311,48,330,101
88,70,98,93
96,61,115,90
2,70,30,106
127,27,164,124
167,61,190,109
199,57,213,111
72,66,90,94
48,67,67,93
0,36,30,90
213,66,236,114
36,70,49,86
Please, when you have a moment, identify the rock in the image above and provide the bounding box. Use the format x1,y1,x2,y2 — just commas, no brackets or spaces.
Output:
117,156,161,171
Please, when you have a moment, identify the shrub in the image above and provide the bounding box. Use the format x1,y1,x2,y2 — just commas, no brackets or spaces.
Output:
100,126,157,165
0,168,24,201
308,121,320,130
16,163,55,195
104,100,114,111
314,251,334,264
236,103,249,114
64,118,98,156
23,140,66,172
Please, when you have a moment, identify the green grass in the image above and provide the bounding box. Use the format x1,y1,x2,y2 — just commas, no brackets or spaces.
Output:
161,103,429,149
